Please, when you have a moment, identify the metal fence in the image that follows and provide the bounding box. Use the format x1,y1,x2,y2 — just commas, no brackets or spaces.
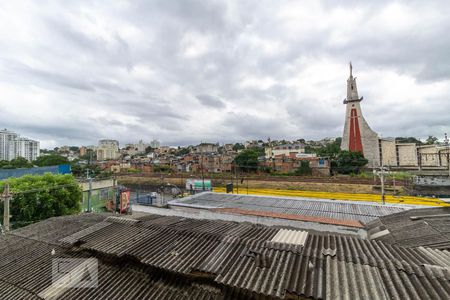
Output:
0,164,71,180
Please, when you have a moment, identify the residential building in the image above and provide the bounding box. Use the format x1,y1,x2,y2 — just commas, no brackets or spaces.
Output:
97,139,119,161
265,143,305,159
0,129,18,161
14,137,40,161
98,139,119,147
191,143,219,154
0,129,39,161
155,146,171,154
79,146,87,157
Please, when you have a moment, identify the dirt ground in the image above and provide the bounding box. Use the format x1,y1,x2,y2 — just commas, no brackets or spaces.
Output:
117,176,394,194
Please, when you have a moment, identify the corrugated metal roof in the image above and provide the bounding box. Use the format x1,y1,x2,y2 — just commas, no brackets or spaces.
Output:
170,192,413,224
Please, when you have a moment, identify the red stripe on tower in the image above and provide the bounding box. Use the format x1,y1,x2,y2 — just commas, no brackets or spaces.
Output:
349,108,363,152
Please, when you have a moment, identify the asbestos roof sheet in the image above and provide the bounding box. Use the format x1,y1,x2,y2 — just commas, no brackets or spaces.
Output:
2,212,450,299
169,192,412,224
270,229,309,246
366,207,450,250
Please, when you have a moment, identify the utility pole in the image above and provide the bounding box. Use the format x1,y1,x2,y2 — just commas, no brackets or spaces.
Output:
235,165,239,194
201,153,205,191
445,133,450,178
2,184,11,232
392,172,396,195
374,166,387,205
86,169,92,212
246,176,249,195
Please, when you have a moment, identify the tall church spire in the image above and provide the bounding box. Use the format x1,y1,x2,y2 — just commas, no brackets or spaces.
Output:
341,63,380,167
344,62,362,103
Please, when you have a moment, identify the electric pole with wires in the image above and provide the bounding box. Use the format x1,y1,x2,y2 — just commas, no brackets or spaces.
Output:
373,166,388,205
1,184,11,232
445,133,450,178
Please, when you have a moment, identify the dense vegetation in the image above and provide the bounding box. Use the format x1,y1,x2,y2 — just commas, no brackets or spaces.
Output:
0,157,33,169
312,138,369,174
294,160,312,175
234,149,260,172
332,151,368,174
34,154,69,167
0,173,82,229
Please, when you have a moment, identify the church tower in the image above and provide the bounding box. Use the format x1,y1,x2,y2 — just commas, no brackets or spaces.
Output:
341,63,380,167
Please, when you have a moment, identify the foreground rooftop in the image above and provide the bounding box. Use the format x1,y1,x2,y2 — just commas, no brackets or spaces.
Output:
1,212,450,299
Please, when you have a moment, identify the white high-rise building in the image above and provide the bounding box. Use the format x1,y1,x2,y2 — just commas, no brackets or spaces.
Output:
15,138,40,161
0,129,40,161
0,129,18,161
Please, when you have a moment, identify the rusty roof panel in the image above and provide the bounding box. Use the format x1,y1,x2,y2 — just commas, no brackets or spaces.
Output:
214,207,364,228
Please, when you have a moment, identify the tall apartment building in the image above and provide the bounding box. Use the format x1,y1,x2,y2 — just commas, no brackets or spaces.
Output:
0,129,40,161
97,139,120,160
15,137,40,161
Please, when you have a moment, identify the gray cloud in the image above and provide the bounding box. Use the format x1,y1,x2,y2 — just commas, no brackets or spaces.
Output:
0,0,449,148
196,94,226,108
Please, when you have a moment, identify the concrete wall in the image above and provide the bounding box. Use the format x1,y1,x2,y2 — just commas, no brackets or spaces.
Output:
418,146,441,167
380,139,397,166
397,144,417,166
414,175,450,186
79,179,116,192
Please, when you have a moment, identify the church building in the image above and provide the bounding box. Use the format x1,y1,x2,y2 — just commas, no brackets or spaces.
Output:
341,63,381,167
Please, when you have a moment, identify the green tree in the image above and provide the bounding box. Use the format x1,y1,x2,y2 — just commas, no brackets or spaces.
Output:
9,157,33,168
145,146,155,154
425,135,438,145
232,143,245,151
234,149,259,172
175,147,190,156
294,160,312,175
333,151,368,174
0,174,81,228
33,154,69,167
316,138,342,159
396,137,423,145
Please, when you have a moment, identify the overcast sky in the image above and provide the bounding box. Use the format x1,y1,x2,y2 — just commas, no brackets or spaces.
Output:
1,0,450,148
